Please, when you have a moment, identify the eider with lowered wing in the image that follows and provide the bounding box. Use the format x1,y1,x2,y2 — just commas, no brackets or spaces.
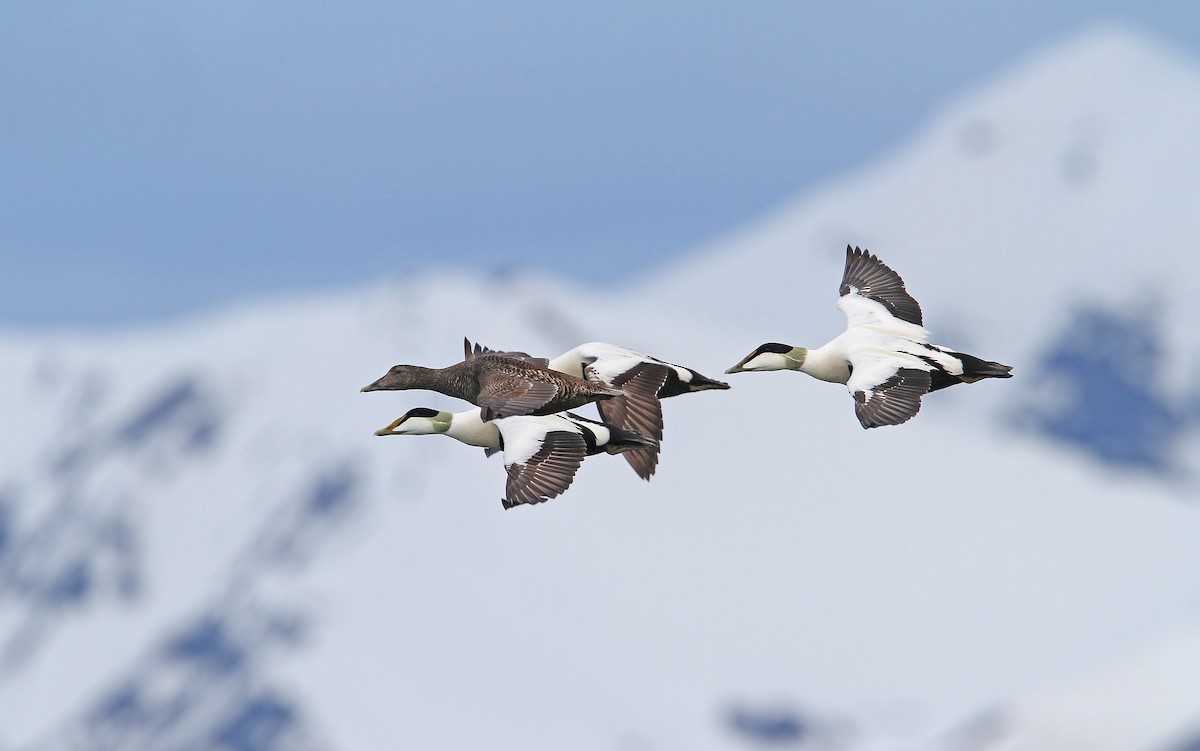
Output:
374,407,656,508
725,245,1012,428
548,343,730,480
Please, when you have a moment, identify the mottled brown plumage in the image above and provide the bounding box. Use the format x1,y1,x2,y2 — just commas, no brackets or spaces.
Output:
361,338,625,420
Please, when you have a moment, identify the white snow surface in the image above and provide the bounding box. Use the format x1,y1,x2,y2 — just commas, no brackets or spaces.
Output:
2,23,1199,751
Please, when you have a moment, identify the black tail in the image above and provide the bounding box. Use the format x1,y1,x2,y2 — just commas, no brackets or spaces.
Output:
685,370,732,392
604,424,659,454
923,350,1013,392
658,368,731,398
955,352,1013,383
596,421,661,481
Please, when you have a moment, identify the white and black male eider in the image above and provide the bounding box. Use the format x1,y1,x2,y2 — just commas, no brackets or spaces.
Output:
725,245,1013,428
547,343,730,480
374,407,657,508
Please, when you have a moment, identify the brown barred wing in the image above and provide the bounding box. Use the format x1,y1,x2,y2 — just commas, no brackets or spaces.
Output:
593,361,670,480
476,370,560,421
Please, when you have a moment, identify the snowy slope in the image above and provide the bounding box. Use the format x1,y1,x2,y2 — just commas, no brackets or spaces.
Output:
641,22,1200,474
3,23,1200,751
955,624,1200,751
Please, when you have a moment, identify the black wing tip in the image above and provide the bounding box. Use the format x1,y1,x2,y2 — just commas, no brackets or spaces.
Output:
845,244,875,264
618,417,661,479
839,244,923,326
855,408,921,430
844,244,885,269
623,447,659,480
500,495,544,509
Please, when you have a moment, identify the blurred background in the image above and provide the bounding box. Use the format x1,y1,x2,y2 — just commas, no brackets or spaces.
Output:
3,1,1200,328
3,3,1200,751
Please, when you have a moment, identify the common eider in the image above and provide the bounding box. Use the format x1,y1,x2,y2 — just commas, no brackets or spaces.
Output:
548,343,730,479
374,407,656,508
725,245,1013,428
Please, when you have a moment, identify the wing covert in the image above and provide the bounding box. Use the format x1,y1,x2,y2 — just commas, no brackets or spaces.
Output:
476,371,559,421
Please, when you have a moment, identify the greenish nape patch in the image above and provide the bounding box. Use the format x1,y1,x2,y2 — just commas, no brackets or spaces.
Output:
785,347,808,370
432,412,454,433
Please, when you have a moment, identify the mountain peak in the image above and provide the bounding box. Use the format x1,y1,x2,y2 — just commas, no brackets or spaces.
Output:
940,21,1200,131
1030,22,1200,80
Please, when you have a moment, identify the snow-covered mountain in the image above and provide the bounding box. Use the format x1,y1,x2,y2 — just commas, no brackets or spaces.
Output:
3,23,1199,751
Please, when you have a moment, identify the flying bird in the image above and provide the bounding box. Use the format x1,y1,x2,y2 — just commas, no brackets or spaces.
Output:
374,407,657,508
361,338,624,421
725,245,1012,428
548,343,730,479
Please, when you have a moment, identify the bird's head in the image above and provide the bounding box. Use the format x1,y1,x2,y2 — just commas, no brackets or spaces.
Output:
374,407,454,436
725,343,807,374
361,364,429,392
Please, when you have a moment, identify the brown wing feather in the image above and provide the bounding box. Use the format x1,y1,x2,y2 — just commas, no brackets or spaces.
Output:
464,338,550,367
840,246,924,326
502,431,587,508
594,362,670,480
476,370,559,421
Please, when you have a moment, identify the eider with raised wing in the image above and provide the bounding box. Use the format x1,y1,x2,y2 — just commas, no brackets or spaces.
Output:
725,245,1012,428
361,338,625,421
374,407,657,508
548,343,730,479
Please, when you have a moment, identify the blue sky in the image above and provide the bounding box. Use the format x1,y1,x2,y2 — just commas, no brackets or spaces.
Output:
3,1,1199,328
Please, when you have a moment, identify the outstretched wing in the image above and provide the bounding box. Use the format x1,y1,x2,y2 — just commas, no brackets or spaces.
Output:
839,246,923,327
476,370,559,421
500,427,588,508
846,355,932,429
592,361,670,480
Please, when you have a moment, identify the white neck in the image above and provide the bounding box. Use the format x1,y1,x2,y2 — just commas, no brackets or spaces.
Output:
800,343,852,384
447,410,501,449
